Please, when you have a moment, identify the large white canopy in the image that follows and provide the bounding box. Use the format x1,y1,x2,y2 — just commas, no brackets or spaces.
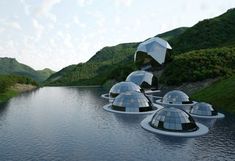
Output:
134,37,172,64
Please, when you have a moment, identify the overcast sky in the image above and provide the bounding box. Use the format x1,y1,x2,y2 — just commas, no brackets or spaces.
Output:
0,0,235,71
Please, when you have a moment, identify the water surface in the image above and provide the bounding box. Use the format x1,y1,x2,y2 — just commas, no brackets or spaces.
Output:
0,87,234,161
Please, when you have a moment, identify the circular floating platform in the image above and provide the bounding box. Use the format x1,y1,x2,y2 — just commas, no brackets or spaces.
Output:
190,112,225,119
103,103,163,115
141,115,209,137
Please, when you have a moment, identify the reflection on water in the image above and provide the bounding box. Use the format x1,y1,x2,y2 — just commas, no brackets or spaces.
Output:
0,87,234,161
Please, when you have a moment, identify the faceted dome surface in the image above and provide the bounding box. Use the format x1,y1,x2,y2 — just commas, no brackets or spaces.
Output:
162,90,191,104
150,107,198,132
126,70,158,89
109,81,141,98
112,91,154,112
190,102,218,116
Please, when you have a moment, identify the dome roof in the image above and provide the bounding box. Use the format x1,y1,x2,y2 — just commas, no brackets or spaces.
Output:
150,107,198,132
112,91,155,112
109,81,141,98
126,70,158,89
162,90,191,104
190,102,218,116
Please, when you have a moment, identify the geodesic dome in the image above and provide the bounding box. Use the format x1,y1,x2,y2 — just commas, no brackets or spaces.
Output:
112,91,156,112
109,81,141,99
150,107,198,132
162,90,192,105
190,102,218,116
126,70,158,90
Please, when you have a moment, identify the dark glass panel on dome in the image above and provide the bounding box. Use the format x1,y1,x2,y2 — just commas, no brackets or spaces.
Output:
150,107,198,132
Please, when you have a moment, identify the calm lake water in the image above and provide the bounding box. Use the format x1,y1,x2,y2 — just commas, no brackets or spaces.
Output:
0,87,234,161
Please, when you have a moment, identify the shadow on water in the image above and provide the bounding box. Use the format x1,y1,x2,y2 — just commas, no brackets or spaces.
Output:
14,88,40,100
0,102,9,124
113,113,147,125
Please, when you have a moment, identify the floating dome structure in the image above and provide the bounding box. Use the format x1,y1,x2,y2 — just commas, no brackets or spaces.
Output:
101,81,141,102
109,81,141,98
190,102,225,119
141,107,209,137
103,91,162,114
156,90,194,111
126,70,158,90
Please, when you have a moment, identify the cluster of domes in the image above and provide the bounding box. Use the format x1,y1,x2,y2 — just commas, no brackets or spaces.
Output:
101,73,225,137
101,37,225,137
101,70,161,114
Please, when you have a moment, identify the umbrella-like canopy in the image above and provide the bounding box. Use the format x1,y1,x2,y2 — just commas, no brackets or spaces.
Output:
134,37,172,65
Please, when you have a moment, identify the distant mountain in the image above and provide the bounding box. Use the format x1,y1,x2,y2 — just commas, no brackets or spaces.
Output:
170,8,235,54
37,68,55,81
44,65,76,85
45,27,187,86
0,57,54,83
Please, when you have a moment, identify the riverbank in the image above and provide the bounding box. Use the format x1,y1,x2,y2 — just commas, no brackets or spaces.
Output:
0,83,37,103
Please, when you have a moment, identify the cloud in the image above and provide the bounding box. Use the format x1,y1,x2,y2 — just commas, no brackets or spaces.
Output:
73,16,87,28
3,20,22,31
32,18,44,40
20,0,31,15
35,0,61,22
115,0,133,7
77,0,93,7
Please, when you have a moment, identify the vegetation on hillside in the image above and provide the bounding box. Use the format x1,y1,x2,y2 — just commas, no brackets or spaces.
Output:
160,47,235,85
45,28,186,86
0,57,54,83
157,27,188,41
191,75,235,113
0,75,38,102
0,75,37,93
170,8,235,54
37,68,55,81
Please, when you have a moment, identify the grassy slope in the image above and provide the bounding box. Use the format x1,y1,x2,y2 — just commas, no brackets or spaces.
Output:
191,75,235,113
0,89,18,103
0,75,37,103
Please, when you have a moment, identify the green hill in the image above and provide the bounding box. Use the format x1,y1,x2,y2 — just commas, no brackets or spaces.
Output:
44,64,77,85
37,68,55,81
0,57,54,83
191,75,235,113
45,27,187,86
0,74,38,102
45,8,235,86
160,47,235,85
170,8,235,54
156,27,188,41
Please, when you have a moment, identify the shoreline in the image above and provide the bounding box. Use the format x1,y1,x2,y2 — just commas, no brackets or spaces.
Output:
0,83,37,103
